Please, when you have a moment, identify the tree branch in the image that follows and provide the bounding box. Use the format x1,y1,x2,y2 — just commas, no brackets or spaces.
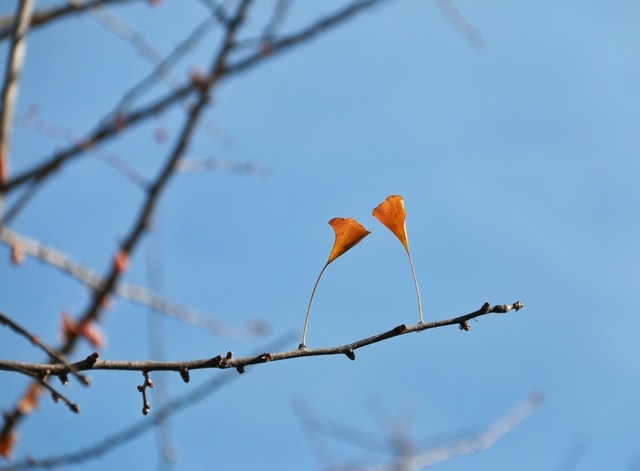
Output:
0,0,34,215
0,301,524,377
0,0,141,41
0,0,254,445
0,226,266,338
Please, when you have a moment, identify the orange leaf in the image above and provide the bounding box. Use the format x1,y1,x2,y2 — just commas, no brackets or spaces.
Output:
114,250,130,273
11,243,24,265
17,383,42,414
300,217,370,349
61,312,106,349
326,217,371,265
80,321,106,349
61,311,77,341
372,195,424,323
0,430,17,459
372,195,409,251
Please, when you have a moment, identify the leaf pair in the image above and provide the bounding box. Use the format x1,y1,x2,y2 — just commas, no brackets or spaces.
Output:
299,195,423,349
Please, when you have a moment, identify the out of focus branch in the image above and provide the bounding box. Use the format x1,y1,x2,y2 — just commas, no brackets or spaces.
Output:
0,0,254,446
335,393,543,471
0,0,34,214
226,0,384,76
0,0,140,40
0,226,265,338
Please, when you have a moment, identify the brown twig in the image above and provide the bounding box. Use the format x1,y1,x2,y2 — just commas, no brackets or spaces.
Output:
0,302,524,378
0,311,89,386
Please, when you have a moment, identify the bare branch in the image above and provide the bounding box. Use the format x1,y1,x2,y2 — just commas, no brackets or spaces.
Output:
0,226,264,338
0,301,524,377
0,0,254,443
226,0,385,77
334,393,543,471
0,0,141,41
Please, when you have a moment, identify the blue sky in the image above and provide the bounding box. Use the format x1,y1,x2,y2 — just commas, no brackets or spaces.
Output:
1,1,639,470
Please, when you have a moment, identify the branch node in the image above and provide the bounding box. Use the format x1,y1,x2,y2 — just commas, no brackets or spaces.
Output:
59,372,69,386
86,352,100,366
480,302,491,313
210,355,223,367
225,351,233,360
179,367,190,383
459,321,471,331
236,365,245,374
394,324,408,334
298,343,307,350
344,349,356,361
259,352,272,362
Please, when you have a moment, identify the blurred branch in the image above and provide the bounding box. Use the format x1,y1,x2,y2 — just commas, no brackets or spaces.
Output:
0,0,253,446
0,0,34,215
336,393,543,471
0,0,141,41
434,0,485,48
0,0,385,198
226,0,385,76
0,81,193,195
114,4,223,112
0,301,524,377
0,226,264,338
176,156,270,177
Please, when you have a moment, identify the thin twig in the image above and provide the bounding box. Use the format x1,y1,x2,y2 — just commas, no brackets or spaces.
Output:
7,367,80,414
225,0,385,76
0,0,140,40
0,301,524,377
0,311,89,385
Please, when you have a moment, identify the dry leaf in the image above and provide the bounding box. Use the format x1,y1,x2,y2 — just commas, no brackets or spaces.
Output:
114,250,130,273
326,217,371,265
372,195,409,251
300,217,370,349
372,195,424,323
11,243,24,265
17,383,42,414
0,430,17,459
61,312,106,349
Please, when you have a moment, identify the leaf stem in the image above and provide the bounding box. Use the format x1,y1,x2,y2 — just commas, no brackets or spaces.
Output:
300,262,329,349
406,248,423,323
